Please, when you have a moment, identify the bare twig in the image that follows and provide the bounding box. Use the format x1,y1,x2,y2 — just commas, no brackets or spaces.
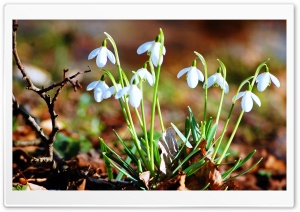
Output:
12,20,90,167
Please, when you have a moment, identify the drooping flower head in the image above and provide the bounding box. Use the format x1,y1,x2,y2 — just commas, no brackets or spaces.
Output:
86,75,112,102
88,39,116,68
177,60,204,88
233,85,261,112
115,79,142,108
137,35,166,67
130,64,154,86
256,65,280,92
205,67,229,93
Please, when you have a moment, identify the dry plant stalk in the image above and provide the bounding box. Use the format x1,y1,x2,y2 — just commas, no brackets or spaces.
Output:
12,20,91,168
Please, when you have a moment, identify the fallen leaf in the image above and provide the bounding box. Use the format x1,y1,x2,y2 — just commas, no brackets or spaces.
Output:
158,128,179,177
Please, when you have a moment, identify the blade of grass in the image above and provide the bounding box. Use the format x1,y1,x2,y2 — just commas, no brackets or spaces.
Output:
224,157,263,182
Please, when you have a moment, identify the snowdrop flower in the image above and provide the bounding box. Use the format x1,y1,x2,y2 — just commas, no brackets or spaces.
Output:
177,60,204,88
115,81,142,108
233,90,261,112
130,67,154,86
86,75,112,102
88,40,116,68
205,68,229,93
255,66,280,92
137,35,166,67
105,84,122,98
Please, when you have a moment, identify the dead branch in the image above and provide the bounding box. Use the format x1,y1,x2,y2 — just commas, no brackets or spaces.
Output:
12,20,90,167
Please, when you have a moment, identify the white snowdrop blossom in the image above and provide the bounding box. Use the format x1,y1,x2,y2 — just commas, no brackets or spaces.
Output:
256,72,280,92
205,72,229,93
137,40,166,67
105,84,122,98
233,91,261,112
115,83,142,108
130,68,154,86
86,79,112,103
177,65,204,89
88,40,116,68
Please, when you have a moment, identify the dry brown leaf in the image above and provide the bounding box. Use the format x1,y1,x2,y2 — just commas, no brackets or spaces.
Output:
139,171,151,190
26,183,47,191
77,178,86,190
158,128,178,177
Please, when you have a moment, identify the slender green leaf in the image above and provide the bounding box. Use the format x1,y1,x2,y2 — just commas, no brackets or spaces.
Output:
116,145,137,180
222,150,257,179
224,157,263,182
113,129,139,165
206,123,217,150
185,117,190,137
222,158,241,179
100,138,114,180
171,123,192,148
103,153,138,183
201,183,210,190
171,148,201,176
184,159,207,176
205,117,213,136
105,152,139,179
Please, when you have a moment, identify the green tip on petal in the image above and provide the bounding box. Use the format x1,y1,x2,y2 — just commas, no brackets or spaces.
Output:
192,60,197,67
102,40,107,47
132,78,138,85
101,74,106,81
247,83,252,91
155,35,160,42
265,64,269,73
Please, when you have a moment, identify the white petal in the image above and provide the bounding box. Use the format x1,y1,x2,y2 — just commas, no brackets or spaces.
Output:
216,73,229,93
88,48,100,60
205,74,217,88
257,73,270,92
137,41,153,54
196,68,204,82
103,86,115,99
86,81,99,91
106,48,116,64
116,84,122,92
96,47,107,68
150,42,162,67
96,81,109,91
115,86,130,99
224,82,229,93
187,68,199,88
129,85,142,108
256,73,264,83
270,73,280,88
143,70,154,86
130,75,139,85
241,91,253,112
251,92,261,107
94,88,103,102
232,91,245,102
162,46,166,55
177,67,190,78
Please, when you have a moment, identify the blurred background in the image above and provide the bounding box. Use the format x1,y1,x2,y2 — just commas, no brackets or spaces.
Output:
13,20,286,190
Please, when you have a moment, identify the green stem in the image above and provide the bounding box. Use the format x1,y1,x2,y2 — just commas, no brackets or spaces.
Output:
134,107,144,130
217,110,244,164
124,100,150,171
149,29,165,176
156,97,165,133
194,52,208,122
212,103,234,161
216,58,270,164
140,82,151,163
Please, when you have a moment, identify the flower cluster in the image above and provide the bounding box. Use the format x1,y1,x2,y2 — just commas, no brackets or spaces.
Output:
86,35,159,108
